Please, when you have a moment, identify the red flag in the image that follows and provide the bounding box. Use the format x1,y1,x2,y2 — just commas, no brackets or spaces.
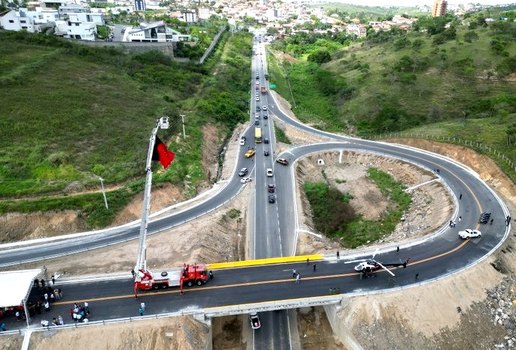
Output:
152,137,175,169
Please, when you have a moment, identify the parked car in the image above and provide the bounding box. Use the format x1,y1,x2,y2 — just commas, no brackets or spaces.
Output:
458,229,482,239
249,312,261,330
238,168,248,177
268,194,276,203
266,168,273,177
276,158,289,165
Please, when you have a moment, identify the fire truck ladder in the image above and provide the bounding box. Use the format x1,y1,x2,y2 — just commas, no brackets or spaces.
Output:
133,117,170,297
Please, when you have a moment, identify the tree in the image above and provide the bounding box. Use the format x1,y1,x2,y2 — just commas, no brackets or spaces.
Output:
412,38,424,52
463,30,479,43
307,50,331,64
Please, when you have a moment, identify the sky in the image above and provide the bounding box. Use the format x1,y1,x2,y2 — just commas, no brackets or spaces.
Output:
326,0,515,7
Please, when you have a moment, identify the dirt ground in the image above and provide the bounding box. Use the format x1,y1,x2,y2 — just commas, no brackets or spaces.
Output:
27,316,210,350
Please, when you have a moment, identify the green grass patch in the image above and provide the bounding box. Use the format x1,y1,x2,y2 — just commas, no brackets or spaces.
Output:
0,30,253,231
274,127,291,144
304,168,411,248
267,52,348,132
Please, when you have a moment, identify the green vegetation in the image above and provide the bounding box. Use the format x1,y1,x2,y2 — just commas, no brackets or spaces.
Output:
269,10,516,180
304,169,411,248
318,3,426,22
0,30,252,229
274,127,291,144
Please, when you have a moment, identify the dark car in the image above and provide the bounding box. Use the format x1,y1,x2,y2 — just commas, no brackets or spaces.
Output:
256,75,259,79
254,120,260,126
264,150,269,156
268,194,276,203
264,138,269,144
249,312,261,330
267,184,275,193
479,212,491,224
256,106,261,112
263,114,268,119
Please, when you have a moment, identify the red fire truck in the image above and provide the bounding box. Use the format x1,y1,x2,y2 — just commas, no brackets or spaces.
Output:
134,264,210,295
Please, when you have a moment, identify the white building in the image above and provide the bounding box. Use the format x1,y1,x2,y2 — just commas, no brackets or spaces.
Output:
54,5,104,41
0,9,37,32
122,21,191,42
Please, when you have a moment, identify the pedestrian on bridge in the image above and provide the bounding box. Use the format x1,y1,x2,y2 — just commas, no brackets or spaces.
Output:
313,264,317,272
292,269,297,278
295,273,300,284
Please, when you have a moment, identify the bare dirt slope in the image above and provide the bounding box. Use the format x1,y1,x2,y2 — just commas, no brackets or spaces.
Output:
28,317,210,350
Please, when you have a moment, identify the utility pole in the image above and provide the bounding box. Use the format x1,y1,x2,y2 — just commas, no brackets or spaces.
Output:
180,114,186,139
98,177,108,209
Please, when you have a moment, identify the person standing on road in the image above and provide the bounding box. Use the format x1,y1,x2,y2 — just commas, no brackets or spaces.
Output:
292,269,297,278
313,264,316,272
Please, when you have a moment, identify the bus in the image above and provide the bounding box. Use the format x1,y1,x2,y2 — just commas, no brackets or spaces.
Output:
255,127,262,143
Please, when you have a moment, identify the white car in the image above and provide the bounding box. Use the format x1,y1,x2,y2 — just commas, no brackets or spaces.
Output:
255,81,260,85
239,137,246,146
266,168,273,177
458,229,482,239
240,177,252,184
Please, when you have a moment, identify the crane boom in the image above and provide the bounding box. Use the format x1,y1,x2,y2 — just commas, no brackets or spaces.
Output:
134,118,169,282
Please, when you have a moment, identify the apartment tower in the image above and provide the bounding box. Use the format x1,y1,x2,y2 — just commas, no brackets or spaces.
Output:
432,0,447,17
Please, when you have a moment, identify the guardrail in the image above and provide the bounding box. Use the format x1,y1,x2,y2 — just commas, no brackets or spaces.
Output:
369,132,516,175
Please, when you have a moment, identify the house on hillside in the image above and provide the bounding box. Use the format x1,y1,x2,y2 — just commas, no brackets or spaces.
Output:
122,21,191,42
0,9,37,32
54,5,104,41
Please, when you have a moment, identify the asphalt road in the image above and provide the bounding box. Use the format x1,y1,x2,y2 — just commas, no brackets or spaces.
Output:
251,40,293,350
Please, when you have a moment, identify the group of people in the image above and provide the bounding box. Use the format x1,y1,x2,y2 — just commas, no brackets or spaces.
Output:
70,302,90,323
40,315,64,328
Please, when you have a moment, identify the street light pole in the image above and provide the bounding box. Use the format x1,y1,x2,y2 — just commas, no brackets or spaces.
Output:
180,114,186,139
99,177,108,209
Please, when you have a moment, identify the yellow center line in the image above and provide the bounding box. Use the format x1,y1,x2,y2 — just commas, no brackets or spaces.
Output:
52,239,472,305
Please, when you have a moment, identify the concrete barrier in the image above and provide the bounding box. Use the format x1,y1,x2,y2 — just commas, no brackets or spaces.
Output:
208,254,323,269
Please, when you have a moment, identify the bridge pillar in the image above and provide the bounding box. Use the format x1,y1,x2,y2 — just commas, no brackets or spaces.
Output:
323,302,363,350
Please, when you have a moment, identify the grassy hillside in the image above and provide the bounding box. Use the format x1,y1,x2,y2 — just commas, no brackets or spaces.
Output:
0,31,252,227
268,12,515,180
